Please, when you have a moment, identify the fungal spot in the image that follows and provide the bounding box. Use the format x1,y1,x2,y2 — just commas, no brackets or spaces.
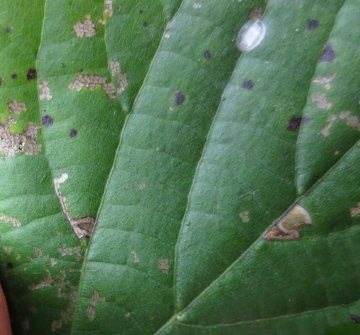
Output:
6,263,13,269
0,118,41,156
29,270,53,290
110,61,128,94
54,173,96,239
158,258,169,274
0,78,2,86
307,19,319,30
263,204,312,240
131,251,139,263
10,74,17,79
249,6,262,19
86,290,105,321
7,100,26,114
193,2,202,9
175,91,185,105
321,114,336,136
50,258,57,267
320,43,335,62
351,203,360,217
139,9,143,14
237,18,266,52
313,73,336,90
143,21,148,27
26,68,37,80
4,247,12,254
351,314,360,324
203,50,211,59
242,80,254,90
5,27,11,34
68,74,117,98
42,114,54,126
239,211,250,222
69,129,78,138
125,312,131,318
339,111,360,131
73,15,96,37
312,93,332,110
34,248,43,258
16,254,20,260
0,213,21,227
58,244,83,261
39,80,53,100
287,116,303,131
138,183,146,190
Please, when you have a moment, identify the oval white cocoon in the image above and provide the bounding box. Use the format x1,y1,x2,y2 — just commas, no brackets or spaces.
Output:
237,18,266,52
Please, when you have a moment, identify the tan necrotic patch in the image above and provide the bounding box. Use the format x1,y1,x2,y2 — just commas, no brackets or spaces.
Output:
110,61,128,94
86,290,106,321
7,100,26,114
54,173,96,239
239,211,250,222
74,15,96,37
263,204,312,240
58,244,83,261
0,212,21,227
351,203,360,217
313,73,336,90
312,93,332,110
68,74,116,98
158,258,169,274
38,80,52,100
321,112,360,137
193,2,202,9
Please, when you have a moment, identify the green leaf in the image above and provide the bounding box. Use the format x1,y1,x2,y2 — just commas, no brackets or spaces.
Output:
0,0,359,334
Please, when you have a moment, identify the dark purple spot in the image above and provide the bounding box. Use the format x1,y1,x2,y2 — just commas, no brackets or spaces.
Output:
5,27,11,34
139,9,144,14
69,129,78,138
351,314,360,324
307,19,319,30
175,91,185,105
204,50,211,59
0,77,2,86
320,43,335,62
42,114,53,127
26,68,37,80
11,74,17,79
242,80,254,90
143,21,148,27
6,263,13,269
287,116,303,131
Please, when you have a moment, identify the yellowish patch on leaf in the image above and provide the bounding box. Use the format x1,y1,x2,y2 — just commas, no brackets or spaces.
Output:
312,93,332,110
86,290,106,321
312,73,336,90
263,204,312,240
74,15,96,37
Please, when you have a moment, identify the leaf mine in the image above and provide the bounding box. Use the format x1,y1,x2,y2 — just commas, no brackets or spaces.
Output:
86,290,105,321
263,204,312,240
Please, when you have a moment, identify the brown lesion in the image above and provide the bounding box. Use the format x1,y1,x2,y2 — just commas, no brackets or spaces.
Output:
263,204,312,240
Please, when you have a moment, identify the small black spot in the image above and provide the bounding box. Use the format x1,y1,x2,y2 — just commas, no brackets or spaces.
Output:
320,43,335,62
6,263,13,270
26,68,37,80
351,314,360,324
5,27,11,34
11,74,17,79
80,68,84,72
0,77,2,86
143,21,148,27
139,9,143,14
203,50,211,59
69,129,78,138
42,114,54,127
307,19,319,30
175,91,185,105
287,116,303,131
242,80,254,90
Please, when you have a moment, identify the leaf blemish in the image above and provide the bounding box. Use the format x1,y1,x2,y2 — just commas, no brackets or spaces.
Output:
0,212,21,227
42,114,53,126
4,246,12,254
320,43,335,62
39,80,53,100
10,74,17,79
26,68,37,80
307,19,319,30
5,27,11,34
175,91,185,105
6,262,13,270
86,290,106,321
263,204,312,240
312,93,332,110
242,80,254,90
110,61,128,94
193,2,202,9
68,74,117,98
351,203,360,217
313,73,336,90
73,15,96,37
351,314,360,324
203,50,211,59
7,100,26,114
158,258,169,274
239,211,250,222
287,116,309,131
69,129,78,138
143,21,148,27
131,251,139,262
